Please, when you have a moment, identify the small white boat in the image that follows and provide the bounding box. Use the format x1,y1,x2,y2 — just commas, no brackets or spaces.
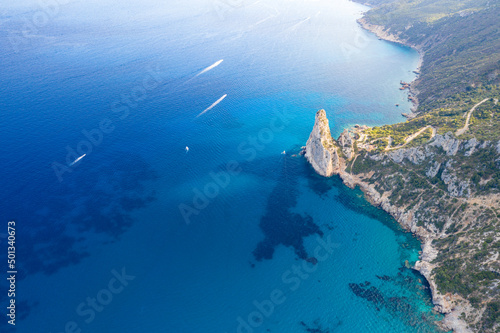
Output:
69,154,86,166
281,150,286,155
185,146,189,153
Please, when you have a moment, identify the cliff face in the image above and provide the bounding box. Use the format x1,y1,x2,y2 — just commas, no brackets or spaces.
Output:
342,1,500,331
305,110,500,333
305,110,340,177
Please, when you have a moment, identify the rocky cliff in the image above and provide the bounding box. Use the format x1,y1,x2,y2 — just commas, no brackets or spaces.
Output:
305,109,500,333
305,110,341,177
344,1,500,330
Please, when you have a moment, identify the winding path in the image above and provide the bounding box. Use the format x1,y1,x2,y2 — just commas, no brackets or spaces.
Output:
404,126,432,144
385,125,434,151
455,98,489,136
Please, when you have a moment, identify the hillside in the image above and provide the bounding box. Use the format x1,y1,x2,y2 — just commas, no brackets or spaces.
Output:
341,93,500,331
306,91,500,331
355,0,500,107
322,1,500,331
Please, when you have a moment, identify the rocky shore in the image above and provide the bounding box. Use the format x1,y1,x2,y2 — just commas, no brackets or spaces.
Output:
351,15,465,332
341,2,500,331
357,17,423,114
304,110,482,332
339,171,472,333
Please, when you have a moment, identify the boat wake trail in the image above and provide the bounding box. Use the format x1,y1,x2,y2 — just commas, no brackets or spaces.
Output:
288,17,310,31
196,94,227,118
69,154,86,166
195,59,224,77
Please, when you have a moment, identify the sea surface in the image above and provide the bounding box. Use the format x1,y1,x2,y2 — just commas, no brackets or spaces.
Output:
0,0,442,332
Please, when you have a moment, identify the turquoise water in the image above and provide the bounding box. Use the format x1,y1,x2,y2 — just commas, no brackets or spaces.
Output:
0,0,441,332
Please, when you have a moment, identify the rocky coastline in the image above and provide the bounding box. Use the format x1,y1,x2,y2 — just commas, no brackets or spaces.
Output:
304,110,478,332
331,2,500,331
357,17,423,115
340,169,471,333
352,14,457,330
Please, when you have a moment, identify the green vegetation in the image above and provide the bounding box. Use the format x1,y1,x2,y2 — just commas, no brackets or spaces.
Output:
347,1,500,330
357,0,500,106
484,301,500,330
405,127,432,148
433,260,500,298
468,98,500,141
358,102,500,328
362,0,491,31
366,87,500,149
351,151,377,174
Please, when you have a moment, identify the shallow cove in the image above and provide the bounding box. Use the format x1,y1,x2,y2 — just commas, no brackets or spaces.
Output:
0,0,442,332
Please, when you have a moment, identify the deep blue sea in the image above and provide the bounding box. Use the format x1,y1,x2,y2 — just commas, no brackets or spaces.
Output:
0,0,443,332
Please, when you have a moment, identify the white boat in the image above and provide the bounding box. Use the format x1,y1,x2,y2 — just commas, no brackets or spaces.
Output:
69,154,86,166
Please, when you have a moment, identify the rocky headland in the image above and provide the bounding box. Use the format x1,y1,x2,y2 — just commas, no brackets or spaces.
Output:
305,109,500,332
304,110,341,177
326,0,500,331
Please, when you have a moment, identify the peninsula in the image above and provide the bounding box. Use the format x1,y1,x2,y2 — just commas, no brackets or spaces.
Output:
304,0,500,331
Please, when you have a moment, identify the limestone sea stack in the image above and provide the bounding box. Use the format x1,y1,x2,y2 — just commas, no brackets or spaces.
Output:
304,110,341,177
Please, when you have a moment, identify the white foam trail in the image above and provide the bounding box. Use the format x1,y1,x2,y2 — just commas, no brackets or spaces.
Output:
196,94,227,118
195,59,223,77
253,15,275,27
288,17,311,32
69,154,86,166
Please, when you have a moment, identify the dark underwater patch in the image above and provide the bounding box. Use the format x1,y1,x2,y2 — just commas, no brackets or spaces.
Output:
0,152,158,329
25,152,158,275
304,162,418,242
349,283,385,309
252,152,323,261
348,268,443,332
305,166,337,197
331,181,421,249
298,152,442,330
299,317,342,333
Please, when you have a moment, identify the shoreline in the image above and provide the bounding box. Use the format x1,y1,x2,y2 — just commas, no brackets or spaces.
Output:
305,111,479,331
350,14,469,333
338,168,470,332
357,17,424,115
357,17,424,69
